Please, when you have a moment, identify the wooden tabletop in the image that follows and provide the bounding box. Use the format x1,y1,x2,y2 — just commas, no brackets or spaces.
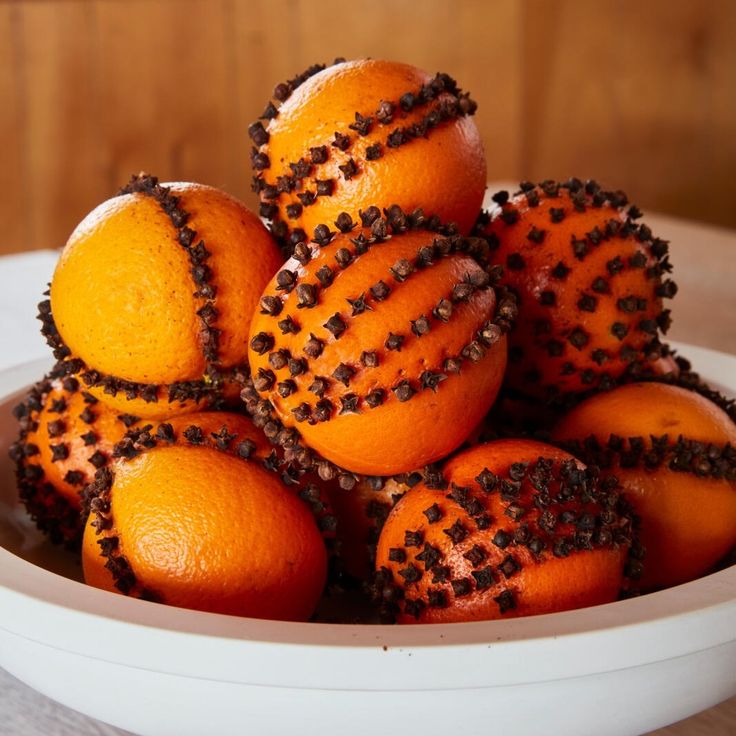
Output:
1,208,735,735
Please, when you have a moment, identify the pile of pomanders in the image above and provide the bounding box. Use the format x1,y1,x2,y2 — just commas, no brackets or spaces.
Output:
11,58,736,624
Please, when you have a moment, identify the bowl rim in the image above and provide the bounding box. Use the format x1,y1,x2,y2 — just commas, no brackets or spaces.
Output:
1,345,735,691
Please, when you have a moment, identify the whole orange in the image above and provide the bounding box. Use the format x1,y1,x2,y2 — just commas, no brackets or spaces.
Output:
250,58,486,250
246,216,514,476
480,180,676,399
82,412,327,621
44,174,283,418
375,440,634,623
11,369,132,546
553,382,736,590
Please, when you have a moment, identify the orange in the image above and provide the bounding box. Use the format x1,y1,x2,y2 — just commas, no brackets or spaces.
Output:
10,370,132,546
44,174,283,418
374,440,634,623
246,217,514,476
553,382,736,590
327,475,411,581
251,59,486,249
480,180,676,399
82,412,327,621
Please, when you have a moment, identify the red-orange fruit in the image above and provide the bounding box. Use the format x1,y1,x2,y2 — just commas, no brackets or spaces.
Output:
10,370,132,546
42,174,283,418
553,382,736,590
327,475,411,581
82,412,328,621
250,58,486,252
479,179,677,399
246,212,515,476
374,440,635,623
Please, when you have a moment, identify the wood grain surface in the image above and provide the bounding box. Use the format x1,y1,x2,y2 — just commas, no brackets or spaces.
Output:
1,0,736,254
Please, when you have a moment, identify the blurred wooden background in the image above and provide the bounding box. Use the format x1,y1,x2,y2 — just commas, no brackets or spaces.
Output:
2,0,735,254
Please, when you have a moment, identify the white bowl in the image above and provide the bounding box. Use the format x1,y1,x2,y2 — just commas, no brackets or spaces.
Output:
1,345,735,736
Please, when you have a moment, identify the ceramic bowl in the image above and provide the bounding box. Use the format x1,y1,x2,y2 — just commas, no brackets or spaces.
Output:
1,346,734,736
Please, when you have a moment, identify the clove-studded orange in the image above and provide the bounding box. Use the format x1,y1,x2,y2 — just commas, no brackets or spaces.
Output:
553,382,736,591
249,58,486,253
374,440,636,623
327,474,412,581
42,174,283,418
81,412,328,621
479,179,677,400
246,210,515,476
10,369,133,546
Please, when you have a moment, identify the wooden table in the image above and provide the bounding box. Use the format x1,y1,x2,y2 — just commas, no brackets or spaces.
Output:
1,207,734,735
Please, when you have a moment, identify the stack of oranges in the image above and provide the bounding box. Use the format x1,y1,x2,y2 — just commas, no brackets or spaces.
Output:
10,58,735,625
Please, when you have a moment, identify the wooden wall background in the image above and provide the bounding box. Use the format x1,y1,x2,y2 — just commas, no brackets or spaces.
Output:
2,0,735,254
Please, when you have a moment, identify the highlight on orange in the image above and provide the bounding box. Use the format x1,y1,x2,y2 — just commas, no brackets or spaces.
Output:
250,58,487,252
246,210,516,477
10,369,133,546
81,412,328,621
479,180,677,400
374,439,636,623
553,382,736,591
43,174,283,418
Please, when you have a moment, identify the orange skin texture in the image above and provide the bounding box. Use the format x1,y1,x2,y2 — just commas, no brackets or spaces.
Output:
248,230,507,475
328,477,408,580
82,413,327,621
553,382,736,590
260,59,486,235
51,182,282,387
25,378,130,509
376,440,627,623
483,188,664,397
